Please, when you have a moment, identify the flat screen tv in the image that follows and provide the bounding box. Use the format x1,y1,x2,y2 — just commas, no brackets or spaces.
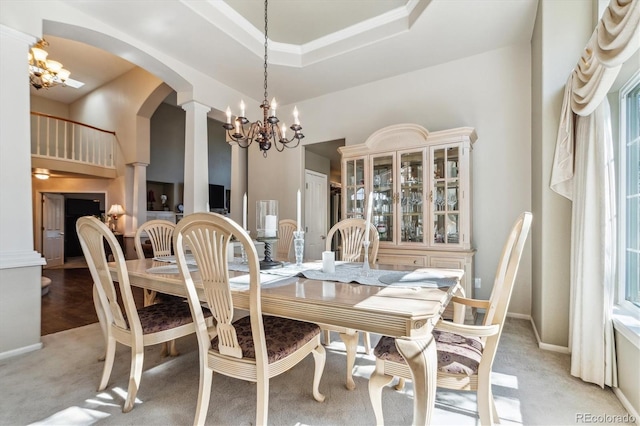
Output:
209,184,225,210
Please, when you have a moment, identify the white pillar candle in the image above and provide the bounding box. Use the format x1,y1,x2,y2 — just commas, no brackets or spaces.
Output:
296,189,302,232
364,191,373,243
322,251,335,274
265,214,277,237
242,192,247,229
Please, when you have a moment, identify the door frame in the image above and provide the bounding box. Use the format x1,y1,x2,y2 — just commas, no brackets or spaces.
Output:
304,169,328,261
34,190,108,256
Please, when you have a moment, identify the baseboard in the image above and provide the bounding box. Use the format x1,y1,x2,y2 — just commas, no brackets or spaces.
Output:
613,387,640,425
506,312,531,320
529,317,571,354
0,342,42,361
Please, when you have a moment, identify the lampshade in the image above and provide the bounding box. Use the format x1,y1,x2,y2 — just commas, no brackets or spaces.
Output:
107,204,126,216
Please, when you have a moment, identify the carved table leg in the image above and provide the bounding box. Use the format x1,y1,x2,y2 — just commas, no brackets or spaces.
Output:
395,336,437,426
338,330,359,390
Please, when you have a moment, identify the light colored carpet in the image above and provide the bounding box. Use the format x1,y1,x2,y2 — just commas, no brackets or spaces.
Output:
0,318,629,425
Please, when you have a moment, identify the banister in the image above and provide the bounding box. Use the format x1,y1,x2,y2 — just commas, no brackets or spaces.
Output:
30,111,116,135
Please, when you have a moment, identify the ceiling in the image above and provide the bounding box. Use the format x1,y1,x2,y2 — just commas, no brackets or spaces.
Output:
33,0,538,106
30,0,538,173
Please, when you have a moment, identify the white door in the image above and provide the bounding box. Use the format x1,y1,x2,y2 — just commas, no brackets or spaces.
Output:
43,193,65,268
305,170,328,261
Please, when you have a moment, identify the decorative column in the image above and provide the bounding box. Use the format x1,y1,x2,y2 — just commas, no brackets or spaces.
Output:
182,101,211,214
0,25,46,356
129,162,148,231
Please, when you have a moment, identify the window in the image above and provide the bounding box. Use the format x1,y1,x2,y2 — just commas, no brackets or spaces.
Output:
619,71,640,310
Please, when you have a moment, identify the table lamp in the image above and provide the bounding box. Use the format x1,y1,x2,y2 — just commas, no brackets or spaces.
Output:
107,204,126,232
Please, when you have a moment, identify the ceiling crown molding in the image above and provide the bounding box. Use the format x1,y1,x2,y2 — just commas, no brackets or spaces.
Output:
180,0,430,67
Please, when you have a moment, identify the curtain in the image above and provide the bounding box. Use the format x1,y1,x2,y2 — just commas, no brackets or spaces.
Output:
569,99,617,388
550,0,639,388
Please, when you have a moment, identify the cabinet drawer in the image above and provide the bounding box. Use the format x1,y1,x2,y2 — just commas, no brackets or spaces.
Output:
428,256,464,270
377,254,427,267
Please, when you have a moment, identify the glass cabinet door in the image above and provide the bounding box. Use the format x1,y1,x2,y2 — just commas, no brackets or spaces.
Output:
372,154,394,242
344,157,366,218
432,145,460,246
398,150,425,243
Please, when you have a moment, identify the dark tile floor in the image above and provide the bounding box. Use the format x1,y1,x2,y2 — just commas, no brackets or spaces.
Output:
41,265,143,335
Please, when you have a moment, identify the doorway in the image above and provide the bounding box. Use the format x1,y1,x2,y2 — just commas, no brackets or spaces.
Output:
304,170,328,261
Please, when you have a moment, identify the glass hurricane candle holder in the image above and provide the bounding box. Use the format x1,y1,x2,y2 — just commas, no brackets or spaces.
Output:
256,200,282,269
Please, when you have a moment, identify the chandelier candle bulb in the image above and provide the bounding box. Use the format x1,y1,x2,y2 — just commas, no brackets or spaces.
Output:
240,100,246,118
293,106,300,125
226,107,232,124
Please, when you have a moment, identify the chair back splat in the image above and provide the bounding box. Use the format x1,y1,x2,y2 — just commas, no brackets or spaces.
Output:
277,219,297,261
325,218,379,265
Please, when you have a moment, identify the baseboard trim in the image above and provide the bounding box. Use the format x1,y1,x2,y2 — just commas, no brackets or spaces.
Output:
0,342,42,361
506,312,531,320
613,387,640,425
529,317,571,354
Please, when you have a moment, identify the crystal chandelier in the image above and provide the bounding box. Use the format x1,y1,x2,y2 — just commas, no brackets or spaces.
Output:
28,39,71,90
223,0,304,157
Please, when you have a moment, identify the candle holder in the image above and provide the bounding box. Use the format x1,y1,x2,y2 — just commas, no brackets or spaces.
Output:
361,240,371,277
240,231,250,264
256,200,282,269
293,231,305,268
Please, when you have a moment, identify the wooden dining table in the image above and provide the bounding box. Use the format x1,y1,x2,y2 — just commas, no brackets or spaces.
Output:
108,258,464,425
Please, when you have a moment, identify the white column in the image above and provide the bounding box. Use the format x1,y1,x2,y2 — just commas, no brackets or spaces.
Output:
228,141,247,227
0,25,45,357
129,162,148,231
182,101,211,214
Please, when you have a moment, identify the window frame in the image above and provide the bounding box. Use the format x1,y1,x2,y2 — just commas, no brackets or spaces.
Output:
617,69,640,315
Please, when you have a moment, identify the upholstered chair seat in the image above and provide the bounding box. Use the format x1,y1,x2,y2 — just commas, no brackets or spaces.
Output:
374,330,483,376
129,302,212,335
212,315,321,362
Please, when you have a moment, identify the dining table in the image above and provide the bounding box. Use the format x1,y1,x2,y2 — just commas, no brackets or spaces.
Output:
107,257,464,425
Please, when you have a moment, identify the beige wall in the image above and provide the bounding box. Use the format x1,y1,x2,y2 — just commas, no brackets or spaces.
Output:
271,44,534,316
530,0,592,348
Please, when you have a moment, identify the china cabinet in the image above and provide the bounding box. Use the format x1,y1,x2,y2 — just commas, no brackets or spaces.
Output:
340,124,477,317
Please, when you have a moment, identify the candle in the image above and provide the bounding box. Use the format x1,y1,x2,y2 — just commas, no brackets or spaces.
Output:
364,191,373,243
225,106,231,124
296,189,301,232
270,97,277,116
293,106,300,125
240,100,245,118
265,214,277,237
242,192,247,230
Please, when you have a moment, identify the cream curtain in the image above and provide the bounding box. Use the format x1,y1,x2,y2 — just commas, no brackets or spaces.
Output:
550,0,639,388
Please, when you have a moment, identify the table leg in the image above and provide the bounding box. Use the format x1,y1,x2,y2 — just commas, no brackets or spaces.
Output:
338,330,358,390
395,336,437,426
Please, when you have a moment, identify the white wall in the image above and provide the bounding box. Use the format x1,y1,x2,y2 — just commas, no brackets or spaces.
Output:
251,44,533,315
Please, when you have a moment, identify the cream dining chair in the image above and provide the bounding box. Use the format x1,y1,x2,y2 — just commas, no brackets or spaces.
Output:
76,216,211,413
368,212,532,425
323,218,380,390
276,219,297,261
174,212,326,426
134,219,180,356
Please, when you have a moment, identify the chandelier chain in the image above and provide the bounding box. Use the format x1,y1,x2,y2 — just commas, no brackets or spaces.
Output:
263,0,269,102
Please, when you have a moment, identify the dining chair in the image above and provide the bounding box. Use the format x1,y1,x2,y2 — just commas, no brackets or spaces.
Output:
368,212,532,425
173,212,326,426
323,218,380,389
76,216,211,413
276,219,297,261
134,219,180,356
134,219,176,306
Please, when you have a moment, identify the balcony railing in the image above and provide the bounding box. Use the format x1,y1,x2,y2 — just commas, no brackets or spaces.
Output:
31,112,116,169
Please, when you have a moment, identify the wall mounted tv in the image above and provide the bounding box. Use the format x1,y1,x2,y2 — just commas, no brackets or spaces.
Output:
209,184,225,210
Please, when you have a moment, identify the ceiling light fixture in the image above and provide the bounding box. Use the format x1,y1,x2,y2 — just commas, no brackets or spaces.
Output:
33,169,50,180
28,39,71,90
222,0,304,157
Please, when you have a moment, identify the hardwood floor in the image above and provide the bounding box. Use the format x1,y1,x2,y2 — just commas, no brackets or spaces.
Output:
41,266,143,336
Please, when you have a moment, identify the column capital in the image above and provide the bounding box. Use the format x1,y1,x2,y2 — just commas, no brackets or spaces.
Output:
181,100,211,114
128,162,149,168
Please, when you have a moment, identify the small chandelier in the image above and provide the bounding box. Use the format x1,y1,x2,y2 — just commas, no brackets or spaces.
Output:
28,39,71,90
222,0,304,157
